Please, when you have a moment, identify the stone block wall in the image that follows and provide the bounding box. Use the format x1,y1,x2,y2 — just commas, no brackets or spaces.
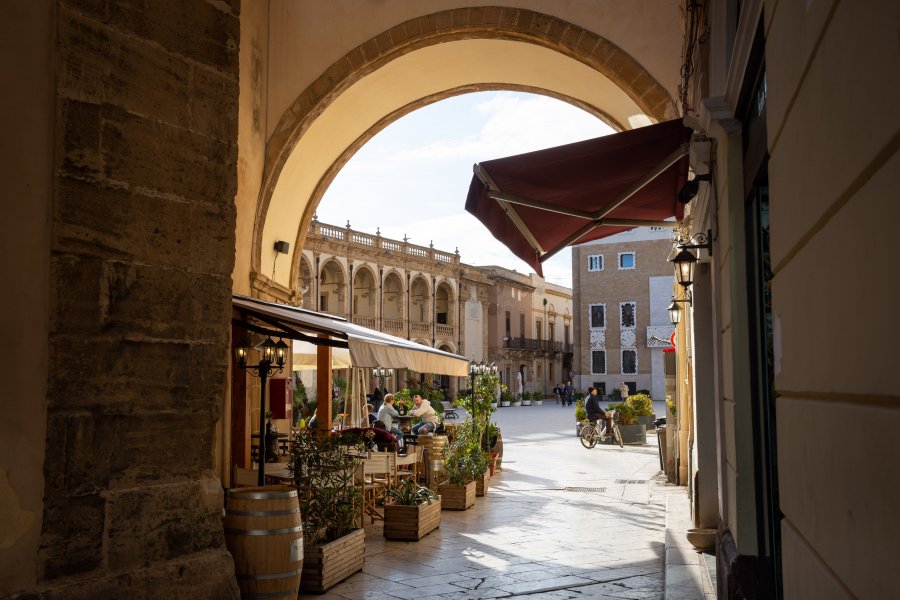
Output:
22,1,242,597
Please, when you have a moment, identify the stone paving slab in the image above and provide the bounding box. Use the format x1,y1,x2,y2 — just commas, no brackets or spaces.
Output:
299,403,682,599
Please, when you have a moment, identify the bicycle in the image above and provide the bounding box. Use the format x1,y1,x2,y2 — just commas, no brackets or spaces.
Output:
579,410,624,448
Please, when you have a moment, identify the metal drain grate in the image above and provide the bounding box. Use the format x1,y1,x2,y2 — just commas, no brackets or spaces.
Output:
564,487,607,493
615,479,648,484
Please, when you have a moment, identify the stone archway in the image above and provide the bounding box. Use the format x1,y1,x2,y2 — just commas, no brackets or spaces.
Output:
246,7,678,293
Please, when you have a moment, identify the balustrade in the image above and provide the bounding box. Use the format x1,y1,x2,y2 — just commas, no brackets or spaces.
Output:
503,337,562,353
352,315,376,329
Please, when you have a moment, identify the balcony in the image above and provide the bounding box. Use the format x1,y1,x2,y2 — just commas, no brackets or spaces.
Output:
503,337,562,353
351,315,376,329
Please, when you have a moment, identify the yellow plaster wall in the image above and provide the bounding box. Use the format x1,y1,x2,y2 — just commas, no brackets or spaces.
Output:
766,0,900,595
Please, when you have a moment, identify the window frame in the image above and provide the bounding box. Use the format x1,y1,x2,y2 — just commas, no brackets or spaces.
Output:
617,251,636,270
589,303,606,329
591,350,607,374
620,301,636,329
587,254,604,272
621,349,638,374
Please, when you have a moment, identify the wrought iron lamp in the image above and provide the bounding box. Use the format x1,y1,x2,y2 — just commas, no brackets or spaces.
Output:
667,292,692,325
670,229,713,289
234,335,288,486
373,366,394,392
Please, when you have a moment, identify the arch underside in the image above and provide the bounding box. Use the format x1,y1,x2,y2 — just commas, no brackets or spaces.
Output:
253,17,676,292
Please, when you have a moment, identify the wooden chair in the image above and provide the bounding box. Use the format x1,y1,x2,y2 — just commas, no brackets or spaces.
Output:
361,453,393,523
395,447,420,484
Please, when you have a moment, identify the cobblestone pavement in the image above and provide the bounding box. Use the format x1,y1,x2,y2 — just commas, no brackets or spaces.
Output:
303,401,678,600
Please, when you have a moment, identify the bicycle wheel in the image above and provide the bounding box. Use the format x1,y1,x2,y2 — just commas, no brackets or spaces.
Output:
580,424,597,448
613,424,624,447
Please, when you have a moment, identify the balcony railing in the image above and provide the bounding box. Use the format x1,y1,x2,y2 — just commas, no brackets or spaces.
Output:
410,321,431,336
382,319,403,334
308,219,461,268
351,315,376,329
435,324,455,339
503,337,562,353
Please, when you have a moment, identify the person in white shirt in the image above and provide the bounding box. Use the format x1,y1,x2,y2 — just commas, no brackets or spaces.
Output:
409,394,439,435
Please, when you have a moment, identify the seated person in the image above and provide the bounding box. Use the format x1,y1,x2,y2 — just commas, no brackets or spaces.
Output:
584,387,610,433
376,394,405,446
409,394,440,435
366,403,377,425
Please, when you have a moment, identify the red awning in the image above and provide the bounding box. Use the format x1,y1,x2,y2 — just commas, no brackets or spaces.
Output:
464,119,692,276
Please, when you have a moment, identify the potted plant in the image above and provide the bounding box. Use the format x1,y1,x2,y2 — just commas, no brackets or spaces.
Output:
383,479,441,540
289,428,364,593
574,399,587,436
627,393,656,429
533,392,543,406
607,401,645,444
439,422,479,510
485,422,503,472
521,391,532,406
499,391,512,407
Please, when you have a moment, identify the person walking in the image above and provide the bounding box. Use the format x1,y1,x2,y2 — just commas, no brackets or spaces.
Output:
553,383,562,404
564,381,574,407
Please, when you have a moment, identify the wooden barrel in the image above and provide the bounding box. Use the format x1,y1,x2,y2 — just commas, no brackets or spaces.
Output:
418,435,448,488
224,486,303,599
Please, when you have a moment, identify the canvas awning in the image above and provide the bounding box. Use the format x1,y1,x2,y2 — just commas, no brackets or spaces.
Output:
233,295,469,376
465,118,693,276
292,340,352,370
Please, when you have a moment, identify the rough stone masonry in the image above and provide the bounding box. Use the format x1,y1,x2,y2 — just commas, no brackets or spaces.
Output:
29,1,242,597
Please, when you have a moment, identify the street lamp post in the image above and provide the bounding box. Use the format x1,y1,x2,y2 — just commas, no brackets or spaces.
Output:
373,366,394,393
235,335,288,486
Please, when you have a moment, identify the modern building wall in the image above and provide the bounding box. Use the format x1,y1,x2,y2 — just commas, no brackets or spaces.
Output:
571,230,675,401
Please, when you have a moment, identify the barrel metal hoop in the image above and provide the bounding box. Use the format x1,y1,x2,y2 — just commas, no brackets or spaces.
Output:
224,525,303,536
228,489,297,500
236,568,302,581
225,507,301,517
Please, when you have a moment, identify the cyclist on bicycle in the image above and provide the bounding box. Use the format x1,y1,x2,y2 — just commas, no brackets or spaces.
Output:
585,387,612,436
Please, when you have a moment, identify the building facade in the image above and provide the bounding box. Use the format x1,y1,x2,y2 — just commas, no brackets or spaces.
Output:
484,267,574,398
571,229,675,402
4,2,897,598
298,219,572,399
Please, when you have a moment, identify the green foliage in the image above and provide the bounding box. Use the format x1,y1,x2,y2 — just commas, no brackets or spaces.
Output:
574,391,585,401
453,372,500,450
574,398,587,422
500,390,515,403
388,478,438,506
606,402,637,425
637,389,651,396
443,421,488,485
626,393,654,416
486,422,501,448
289,428,362,545
608,388,622,399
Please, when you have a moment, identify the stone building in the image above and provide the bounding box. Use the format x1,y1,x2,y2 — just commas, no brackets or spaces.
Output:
571,228,676,402
484,266,573,397
296,218,572,399
3,2,898,598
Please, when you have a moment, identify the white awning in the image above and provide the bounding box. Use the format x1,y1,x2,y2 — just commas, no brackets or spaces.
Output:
233,295,469,376
292,340,351,370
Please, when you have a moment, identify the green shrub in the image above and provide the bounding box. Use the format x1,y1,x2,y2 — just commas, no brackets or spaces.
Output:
388,479,438,506
626,393,654,417
606,402,637,425
574,398,587,422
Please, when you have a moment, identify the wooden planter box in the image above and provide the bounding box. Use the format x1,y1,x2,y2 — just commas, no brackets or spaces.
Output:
300,528,365,593
475,472,490,496
438,481,475,510
383,498,442,540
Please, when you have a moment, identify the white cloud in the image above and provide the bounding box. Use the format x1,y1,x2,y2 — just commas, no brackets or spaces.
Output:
317,91,612,289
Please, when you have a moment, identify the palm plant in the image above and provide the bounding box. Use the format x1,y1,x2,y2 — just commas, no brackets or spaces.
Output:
387,479,438,506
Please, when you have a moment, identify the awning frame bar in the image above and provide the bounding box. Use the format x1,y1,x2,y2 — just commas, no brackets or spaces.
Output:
477,143,689,264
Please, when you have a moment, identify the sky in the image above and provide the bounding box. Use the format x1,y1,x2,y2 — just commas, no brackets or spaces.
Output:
315,91,616,287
